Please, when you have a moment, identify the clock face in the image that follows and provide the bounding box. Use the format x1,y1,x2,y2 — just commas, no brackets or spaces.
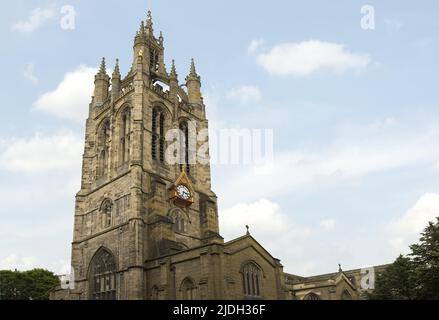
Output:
176,185,191,200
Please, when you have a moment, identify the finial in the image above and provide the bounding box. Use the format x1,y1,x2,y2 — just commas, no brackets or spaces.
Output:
99,57,106,74
113,58,120,77
186,58,200,83
140,20,145,34
146,10,154,33
338,263,342,272
170,59,178,78
246,225,250,235
190,58,197,75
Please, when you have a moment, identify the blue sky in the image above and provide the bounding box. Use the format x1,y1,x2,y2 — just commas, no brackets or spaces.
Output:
1,0,439,276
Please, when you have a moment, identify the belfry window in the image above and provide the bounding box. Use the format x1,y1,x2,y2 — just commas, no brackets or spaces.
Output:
120,109,131,165
150,49,160,72
179,121,190,175
97,120,111,178
89,248,117,300
152,107,165,163
242,262,262,298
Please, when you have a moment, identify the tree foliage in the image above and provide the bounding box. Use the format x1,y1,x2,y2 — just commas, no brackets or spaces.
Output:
369,217,439,300
410,218,439,299
368,255,414,300
0,268,59,300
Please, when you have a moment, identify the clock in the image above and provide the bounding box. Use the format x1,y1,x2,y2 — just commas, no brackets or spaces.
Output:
169,171,194,207
176,185,191,200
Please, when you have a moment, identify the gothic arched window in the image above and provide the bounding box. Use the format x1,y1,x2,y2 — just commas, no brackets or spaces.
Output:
304,292,320,300
119,108,131,165
152,107,165,163
180,278,196,300
88,248,117,300
169,209,187,233
100,199,113,228
242,262,262,298
179,121,190,174
97,120,111,178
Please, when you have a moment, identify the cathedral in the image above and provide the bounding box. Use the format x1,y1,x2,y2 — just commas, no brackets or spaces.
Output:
51,12,386,300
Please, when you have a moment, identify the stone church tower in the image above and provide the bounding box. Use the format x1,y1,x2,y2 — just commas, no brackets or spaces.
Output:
67,11,230,300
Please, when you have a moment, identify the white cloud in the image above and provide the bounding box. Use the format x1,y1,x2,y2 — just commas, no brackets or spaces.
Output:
0,131,83,173
388,193,439,253
0,254,37,271
33,65,96,123
12,6,57,33
216,125,439,206
0,130,80,273
225,85,262,105
255,40,370,77
24,63,38,85
220,199,291,239
220,199,315,274
248,38,265,54
320,219,336,231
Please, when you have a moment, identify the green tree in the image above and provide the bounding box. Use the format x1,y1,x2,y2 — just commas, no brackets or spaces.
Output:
410,217,439,299
368,255,414,300
369,217,439,300
0,269,59,300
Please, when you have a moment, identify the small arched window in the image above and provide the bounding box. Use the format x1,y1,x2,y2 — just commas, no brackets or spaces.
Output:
242,262,262,298
152,107,165,163
169,210,187,233
180,278,196,300
88,248,117,300
304,292,320,300
179,121,190,174
120,108,131,165
101,199,113,228
97,120,111,178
